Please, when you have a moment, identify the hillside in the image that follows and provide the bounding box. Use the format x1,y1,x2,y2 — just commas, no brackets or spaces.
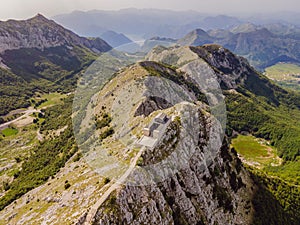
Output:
0,14,111,115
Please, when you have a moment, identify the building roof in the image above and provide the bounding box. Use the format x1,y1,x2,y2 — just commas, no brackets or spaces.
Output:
155,113,167,122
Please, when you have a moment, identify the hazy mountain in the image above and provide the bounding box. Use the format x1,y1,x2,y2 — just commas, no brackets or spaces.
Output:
264,23,300,39
230,23,261,34
245,11,300,27
53,9,245,39
99,30,133,47
201,15,242,30
177,28,214,46
221,28,300,68
178,26,300,69
0,14,111,115
207,29,234,39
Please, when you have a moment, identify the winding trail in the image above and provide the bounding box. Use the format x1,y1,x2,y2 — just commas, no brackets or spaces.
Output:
0,107,40,131
84,146,145,225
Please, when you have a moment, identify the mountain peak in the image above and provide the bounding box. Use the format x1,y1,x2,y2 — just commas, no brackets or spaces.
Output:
29,13,51,22
0,15,111,55
192,28,208,35
177,28,213,46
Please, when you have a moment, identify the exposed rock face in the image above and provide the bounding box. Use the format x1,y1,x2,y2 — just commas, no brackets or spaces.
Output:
146,45,287,104
134,96,173,117
93,102,254,225
87,48,258,224
0,14,111,54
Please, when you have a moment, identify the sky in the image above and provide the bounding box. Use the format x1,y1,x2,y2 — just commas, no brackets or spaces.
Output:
0,0,299,20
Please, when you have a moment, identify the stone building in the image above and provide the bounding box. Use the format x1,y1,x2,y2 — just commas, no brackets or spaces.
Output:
138,113,171,149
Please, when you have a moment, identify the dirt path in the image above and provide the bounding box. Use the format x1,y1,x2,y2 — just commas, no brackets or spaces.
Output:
37,129,44,142
84,146,145,225
0,107,40,131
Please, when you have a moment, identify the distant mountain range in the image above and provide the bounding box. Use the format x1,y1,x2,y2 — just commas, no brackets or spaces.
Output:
178,24,300,69
53,9,300,39
53,9,242,39
52,9,300,69
0,14,111,115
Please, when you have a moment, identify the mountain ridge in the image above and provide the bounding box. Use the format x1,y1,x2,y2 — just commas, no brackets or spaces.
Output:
0,13,111,55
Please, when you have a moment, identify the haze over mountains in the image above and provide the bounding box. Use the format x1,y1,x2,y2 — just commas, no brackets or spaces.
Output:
178,25,300,69
52,9,300,69
53,9,300,39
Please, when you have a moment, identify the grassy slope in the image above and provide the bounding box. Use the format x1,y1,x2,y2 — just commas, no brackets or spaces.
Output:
226,90,300,162
0,45,97,116
1,128,18,137
0,96,76,210
265,63,300,92
265,63,300,79
231,135,281,166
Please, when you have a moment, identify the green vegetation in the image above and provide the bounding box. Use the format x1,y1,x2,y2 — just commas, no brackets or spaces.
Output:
231,134,300,184
96,112,115,142
40,96,73,132
35,92,66,108
265,63,300,92
231,136,300,223
103,177,111,184
231,135,280,166
64,180,71,190
226,91,300,162
0,124,76,210
99,127,115,142
0,96,77,210
96,113,112,130
1,127,18,137
0,68,33,115
0,44,97,116
249,168,300,225
232,135,269,158
265,63,300,79
265,159,300,184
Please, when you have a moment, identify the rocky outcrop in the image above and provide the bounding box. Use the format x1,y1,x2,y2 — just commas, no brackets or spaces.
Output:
93,102,254,225
134,96,173,117
85,51,256,223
